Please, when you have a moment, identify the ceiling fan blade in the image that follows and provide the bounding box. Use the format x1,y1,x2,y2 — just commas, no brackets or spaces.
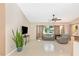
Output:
52,18,61,20
51,14,62,21
57,19,61,20
52,19,61,22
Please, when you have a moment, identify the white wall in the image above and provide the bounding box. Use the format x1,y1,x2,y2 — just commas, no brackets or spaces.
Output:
5,4,31,55
30,23,36,40
73,41,79,56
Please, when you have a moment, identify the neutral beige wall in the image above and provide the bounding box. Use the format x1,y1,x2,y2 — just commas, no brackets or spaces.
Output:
71,17,79,24
6,4,31,55
0,4,5,56
70,17,79,35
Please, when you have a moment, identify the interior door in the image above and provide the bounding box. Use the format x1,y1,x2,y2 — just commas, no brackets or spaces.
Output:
54,25,60,35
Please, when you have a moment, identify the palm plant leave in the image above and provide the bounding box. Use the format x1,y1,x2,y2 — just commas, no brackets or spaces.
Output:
12,29,24,48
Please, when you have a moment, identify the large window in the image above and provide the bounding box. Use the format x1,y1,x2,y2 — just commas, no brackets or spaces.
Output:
43,25,54,34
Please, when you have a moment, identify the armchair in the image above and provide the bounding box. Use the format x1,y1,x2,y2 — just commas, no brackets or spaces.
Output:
56,34,70,44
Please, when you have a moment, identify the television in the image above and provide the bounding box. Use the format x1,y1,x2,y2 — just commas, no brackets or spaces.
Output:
22,26,28,34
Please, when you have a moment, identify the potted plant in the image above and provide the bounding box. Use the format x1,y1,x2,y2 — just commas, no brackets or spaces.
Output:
12,29,24,52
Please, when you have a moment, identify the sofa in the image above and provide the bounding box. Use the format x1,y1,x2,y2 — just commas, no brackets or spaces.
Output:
42,34,55,41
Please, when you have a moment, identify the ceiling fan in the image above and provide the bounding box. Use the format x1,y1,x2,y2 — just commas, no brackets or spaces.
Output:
52,14,61,22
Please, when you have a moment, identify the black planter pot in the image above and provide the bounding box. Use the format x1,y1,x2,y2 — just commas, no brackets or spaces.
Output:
17,47,22,52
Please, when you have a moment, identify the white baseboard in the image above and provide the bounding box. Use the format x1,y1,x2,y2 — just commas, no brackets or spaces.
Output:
7,48,16,56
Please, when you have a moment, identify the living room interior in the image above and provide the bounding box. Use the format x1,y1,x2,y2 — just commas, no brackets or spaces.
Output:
0,3,79,56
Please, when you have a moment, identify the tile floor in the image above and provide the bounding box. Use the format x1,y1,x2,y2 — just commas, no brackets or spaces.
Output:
10,39,73,56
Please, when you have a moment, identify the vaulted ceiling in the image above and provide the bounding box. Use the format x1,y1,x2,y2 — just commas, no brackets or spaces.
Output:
17,3,79,22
